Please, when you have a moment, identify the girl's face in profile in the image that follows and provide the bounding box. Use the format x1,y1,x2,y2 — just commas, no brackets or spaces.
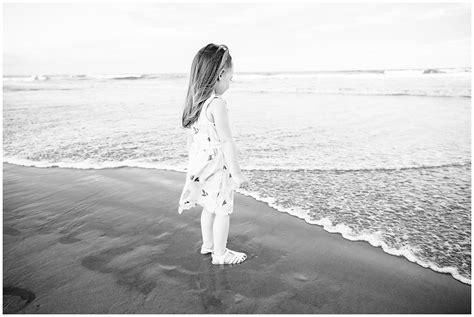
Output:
215,66,233,95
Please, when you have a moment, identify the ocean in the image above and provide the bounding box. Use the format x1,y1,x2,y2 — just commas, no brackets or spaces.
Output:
3,67,471,285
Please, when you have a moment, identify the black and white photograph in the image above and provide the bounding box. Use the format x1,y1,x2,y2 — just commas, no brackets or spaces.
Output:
2,0,471,314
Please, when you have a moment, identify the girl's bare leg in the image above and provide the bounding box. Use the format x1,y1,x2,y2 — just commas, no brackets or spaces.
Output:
212,213,247,264
213,214,229,256
201,207,215,249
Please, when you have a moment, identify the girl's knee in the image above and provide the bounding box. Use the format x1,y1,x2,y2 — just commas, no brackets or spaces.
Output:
215,212,230,219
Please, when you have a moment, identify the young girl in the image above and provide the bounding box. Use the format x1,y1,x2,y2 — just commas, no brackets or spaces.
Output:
178,43,249,265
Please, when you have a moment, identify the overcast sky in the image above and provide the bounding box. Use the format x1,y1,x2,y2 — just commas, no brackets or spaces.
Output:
3,2,471,75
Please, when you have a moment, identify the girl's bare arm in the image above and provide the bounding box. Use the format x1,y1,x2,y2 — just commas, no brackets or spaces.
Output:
208,98,242,176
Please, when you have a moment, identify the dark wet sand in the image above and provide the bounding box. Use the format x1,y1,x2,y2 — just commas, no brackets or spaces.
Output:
3,163,471,313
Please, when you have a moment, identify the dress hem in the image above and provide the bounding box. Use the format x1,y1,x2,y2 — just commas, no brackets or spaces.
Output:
178,199,233,216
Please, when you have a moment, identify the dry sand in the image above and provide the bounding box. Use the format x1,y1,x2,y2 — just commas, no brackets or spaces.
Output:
2,163,471,313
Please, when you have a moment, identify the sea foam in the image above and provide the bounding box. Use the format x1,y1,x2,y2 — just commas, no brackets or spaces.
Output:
235,186,471,286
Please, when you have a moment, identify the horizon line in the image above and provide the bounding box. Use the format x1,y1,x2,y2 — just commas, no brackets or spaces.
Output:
3,65,471,77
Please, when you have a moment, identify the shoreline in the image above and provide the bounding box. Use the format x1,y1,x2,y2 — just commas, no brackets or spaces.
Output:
3,156,470,171
3,163,471,313
4,159,470,285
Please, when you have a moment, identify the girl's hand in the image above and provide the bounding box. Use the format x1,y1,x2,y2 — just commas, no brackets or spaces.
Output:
233,172,249,189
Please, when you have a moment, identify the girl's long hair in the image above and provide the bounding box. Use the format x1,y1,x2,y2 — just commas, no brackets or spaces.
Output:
181,43,232,128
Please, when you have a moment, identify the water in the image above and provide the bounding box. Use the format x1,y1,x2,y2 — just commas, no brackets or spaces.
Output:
3,68,471,284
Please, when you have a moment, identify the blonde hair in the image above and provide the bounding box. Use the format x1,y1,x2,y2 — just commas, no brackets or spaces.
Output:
181,43,232,128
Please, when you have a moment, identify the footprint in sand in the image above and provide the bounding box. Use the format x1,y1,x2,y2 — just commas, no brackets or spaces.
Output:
58,234,82,244
3,226,21,236
3,286,36,313
81,246,157,295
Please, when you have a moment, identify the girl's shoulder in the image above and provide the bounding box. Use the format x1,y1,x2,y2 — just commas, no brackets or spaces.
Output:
211,93,225,101
208,94,227,109
206,94,227,123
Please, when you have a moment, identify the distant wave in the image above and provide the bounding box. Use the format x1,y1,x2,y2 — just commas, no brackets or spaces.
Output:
4,83,468,97
237,89,471,98
233,67,471,80
2,158,188,173
77,73,186,80
3,74,149,81
423,69,444,74
379,93,470,98
3,67,470,82
3,156,469,175
3,75,50,82
86,74,146,80
3,69,471,97
113,75,145,80
4,87,75,92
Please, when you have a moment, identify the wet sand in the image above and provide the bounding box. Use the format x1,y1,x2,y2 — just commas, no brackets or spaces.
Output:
3,163,471,313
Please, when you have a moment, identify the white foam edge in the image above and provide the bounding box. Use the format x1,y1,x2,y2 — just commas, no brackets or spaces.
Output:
3,158,189,173
235,187,471,286
4,157,469,173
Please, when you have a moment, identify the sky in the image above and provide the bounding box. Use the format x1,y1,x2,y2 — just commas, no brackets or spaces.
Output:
2,2,471,75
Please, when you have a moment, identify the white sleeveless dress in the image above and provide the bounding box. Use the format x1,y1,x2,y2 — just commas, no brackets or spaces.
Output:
178,93,237,215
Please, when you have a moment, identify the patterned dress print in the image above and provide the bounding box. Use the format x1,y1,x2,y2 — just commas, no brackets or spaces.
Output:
178,93,236,215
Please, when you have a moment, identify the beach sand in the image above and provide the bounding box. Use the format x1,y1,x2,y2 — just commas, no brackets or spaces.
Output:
3,163,471,313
